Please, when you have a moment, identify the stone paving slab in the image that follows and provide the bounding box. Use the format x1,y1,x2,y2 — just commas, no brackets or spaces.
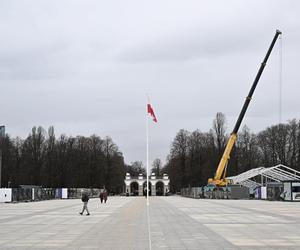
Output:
0,196,300,249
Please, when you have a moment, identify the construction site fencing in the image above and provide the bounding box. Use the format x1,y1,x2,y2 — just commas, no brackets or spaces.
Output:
203,187,230,199
181,187,204,199
12,187,57,202
67,188,101,199
181,187,229,199
9,187,102,202
181,185,249,199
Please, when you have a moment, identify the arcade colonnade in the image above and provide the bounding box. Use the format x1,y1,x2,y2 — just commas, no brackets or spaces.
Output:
124,173,170,196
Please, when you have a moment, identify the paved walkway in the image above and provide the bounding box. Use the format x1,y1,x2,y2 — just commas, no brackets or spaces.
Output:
0,196,300,249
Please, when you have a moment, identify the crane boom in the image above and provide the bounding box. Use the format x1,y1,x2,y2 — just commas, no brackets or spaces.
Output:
208,30,282,186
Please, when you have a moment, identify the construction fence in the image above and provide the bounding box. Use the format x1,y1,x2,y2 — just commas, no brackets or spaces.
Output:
181,185,250,199
0,187,102,202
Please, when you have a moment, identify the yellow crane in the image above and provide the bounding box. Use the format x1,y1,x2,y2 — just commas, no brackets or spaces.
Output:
208,30,282,187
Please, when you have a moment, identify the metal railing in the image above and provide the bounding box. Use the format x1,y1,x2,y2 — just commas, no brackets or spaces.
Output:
181,187,204,199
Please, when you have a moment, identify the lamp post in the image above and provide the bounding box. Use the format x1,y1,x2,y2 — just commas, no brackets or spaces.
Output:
0,125,5,188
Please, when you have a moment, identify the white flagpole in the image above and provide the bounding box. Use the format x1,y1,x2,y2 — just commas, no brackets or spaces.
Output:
146,98,149,206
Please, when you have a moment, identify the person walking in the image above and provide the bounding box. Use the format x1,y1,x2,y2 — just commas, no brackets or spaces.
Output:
79,190,90,216
103,189,108,203
99,190,104,203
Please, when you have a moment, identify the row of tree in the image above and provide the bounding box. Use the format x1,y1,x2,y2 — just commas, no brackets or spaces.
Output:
1,114,300,193
0,126,126,193
164,113,300,192
0,125,164,192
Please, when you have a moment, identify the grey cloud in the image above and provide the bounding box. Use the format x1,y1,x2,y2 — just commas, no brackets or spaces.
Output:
0,0,300,165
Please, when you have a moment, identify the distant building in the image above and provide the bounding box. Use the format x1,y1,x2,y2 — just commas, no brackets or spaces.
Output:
124,172,170,196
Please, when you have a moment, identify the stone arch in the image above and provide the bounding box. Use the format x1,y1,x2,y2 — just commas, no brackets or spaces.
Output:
130,181,139,196
125,173,169,196
156,181,164,196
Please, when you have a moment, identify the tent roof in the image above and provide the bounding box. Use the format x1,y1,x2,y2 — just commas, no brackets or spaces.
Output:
227,164,300,189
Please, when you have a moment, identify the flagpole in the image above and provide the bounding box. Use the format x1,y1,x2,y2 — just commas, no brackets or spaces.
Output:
146,100,149,206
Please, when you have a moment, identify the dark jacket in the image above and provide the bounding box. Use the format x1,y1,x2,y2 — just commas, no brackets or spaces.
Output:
103,191,108,200
81,193,89,202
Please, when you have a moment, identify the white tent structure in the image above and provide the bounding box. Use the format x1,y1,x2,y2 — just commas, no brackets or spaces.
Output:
228,164,300,191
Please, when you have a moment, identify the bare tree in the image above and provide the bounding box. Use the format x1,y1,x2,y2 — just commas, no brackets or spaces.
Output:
127,161,146,176
151,158,162,176
212,112,227,156
169,129,189,189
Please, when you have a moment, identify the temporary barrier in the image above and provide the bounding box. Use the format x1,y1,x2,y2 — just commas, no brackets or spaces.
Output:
266,182,283,201
62,188,68,198
0,188,12,202
181,187,203,199
282,181,300,201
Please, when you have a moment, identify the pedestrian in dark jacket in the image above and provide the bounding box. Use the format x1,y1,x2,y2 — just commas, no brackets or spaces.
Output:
99,191,104,203
103,189,108,203
79,190,90,215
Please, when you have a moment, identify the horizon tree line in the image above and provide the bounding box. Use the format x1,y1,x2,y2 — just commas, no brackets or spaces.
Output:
0,126,126,193
165,113,300,192
1,114,300,193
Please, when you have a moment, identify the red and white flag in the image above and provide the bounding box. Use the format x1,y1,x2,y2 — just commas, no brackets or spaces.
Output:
147,103,157,123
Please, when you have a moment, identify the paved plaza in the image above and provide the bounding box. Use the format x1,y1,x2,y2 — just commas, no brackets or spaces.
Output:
0,196,300,249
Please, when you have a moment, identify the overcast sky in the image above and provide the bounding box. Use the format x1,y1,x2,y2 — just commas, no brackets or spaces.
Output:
0,0,299,166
